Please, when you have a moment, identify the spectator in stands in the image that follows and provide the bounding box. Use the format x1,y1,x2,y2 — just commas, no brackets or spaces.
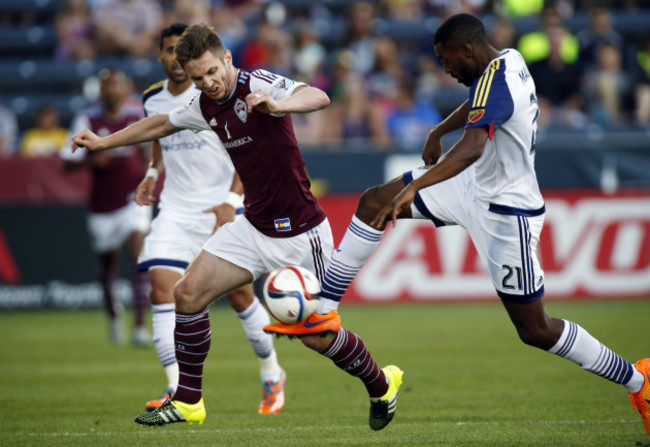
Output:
291,21,327,88
633,37,650,126
59,69,151,345
342,1,379,76
576,5,625,69
0,97,18,156
529,21,586,129
367,35,406,106
20,106,69,157
488,17,516,50
385,78,442,151
582,42,634,127
210,4,247,60
54,0,96,61
92,0,163,58
325,73,390,148
163,0,210,27
239,18,291,75
379,0,424,23
517,6,579,65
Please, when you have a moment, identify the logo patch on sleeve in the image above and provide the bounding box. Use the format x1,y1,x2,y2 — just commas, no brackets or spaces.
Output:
468,108,485,123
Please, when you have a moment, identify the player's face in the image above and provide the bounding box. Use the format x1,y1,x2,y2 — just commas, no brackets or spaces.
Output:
435,42,476,87
184,50,235,102
159,35,188,85
100,74,129,111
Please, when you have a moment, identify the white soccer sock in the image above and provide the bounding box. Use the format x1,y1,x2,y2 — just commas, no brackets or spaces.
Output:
317,215,383,314
164,363,179,392
152,303,178,390
236,297,281,380
548,319,644,393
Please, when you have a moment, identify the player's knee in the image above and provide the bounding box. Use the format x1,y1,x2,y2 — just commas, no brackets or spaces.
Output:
227,288,254,312
515,324,556,350
149,282,173,305
173,278,197,309
356,186,384,221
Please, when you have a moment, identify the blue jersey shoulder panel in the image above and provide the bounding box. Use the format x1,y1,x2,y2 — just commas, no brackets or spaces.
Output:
466,58,513,132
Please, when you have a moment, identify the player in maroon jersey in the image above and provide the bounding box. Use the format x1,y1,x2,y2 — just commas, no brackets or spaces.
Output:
61,69,151,345
71,24,402,430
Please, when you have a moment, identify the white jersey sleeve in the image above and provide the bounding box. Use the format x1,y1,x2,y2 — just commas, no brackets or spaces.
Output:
60,113,90,161
168,92,211,131
250,69,306,117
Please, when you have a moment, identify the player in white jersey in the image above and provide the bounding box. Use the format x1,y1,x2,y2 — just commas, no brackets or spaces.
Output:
267,14,650,434
134,24,286,415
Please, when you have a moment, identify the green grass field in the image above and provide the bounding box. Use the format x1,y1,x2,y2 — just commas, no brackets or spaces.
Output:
1,300,649,447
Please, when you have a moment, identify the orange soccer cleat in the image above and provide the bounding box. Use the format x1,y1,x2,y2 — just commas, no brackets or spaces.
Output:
629,358,650,435
145,388,175,412
263,310,341,338
258,369,286,414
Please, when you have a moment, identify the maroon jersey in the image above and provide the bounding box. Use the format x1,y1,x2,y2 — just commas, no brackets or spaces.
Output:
196,70,326,238
82,99,146,213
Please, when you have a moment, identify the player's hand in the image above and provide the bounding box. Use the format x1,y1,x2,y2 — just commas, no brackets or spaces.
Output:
71,129,101,153
245,90,276,114
203,203,236,234
135,176,156,206
370,184,417,230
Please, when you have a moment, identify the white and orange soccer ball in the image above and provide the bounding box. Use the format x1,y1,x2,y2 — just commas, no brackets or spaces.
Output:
263,266,320,324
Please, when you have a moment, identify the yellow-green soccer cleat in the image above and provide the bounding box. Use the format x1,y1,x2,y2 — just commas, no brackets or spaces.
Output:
369,365,404,431
135,398,206,427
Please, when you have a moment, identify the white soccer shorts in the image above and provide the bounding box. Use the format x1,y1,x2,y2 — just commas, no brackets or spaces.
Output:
137,208,216,273
87,200,151,253
405,166,546,303
202,215,334,282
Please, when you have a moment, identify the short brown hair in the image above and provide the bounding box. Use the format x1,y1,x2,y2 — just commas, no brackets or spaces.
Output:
174,24,225,69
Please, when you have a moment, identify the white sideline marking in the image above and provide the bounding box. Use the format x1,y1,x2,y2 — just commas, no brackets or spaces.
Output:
6,420,640,438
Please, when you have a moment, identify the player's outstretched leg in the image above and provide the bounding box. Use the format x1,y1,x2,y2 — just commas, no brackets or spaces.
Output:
135,398,206,426
369,365,404,431
319,327,403,430
629,358,650,434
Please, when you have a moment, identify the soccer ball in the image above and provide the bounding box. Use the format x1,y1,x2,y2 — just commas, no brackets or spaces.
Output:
263,266,320,324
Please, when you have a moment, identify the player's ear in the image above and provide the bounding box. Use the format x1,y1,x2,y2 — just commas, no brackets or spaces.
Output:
224,49,233,66
460,42,473,59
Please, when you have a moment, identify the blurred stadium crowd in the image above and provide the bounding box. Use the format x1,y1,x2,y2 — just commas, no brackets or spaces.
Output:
1,0,650,157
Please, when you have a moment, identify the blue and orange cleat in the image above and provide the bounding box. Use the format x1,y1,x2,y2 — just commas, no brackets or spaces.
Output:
145,387,175,412
629,358,650,435
258,369,286,414
263,310,341,338
135,398,206,427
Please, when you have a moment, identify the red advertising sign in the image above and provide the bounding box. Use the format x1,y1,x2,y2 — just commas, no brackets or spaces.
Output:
319,190,650,302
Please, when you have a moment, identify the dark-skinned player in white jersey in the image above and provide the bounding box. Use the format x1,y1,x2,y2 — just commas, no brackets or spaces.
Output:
71,23,402,430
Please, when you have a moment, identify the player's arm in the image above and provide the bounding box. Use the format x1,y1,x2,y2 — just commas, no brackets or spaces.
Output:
246,85,330,115
135,140,164,206
71,114,179,153
203,171,244,234
422,100,469,165
371,125,488,229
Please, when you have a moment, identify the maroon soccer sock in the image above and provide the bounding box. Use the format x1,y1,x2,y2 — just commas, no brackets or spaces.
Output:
323,328,388,398
172,308,211,404
131,269,149,327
